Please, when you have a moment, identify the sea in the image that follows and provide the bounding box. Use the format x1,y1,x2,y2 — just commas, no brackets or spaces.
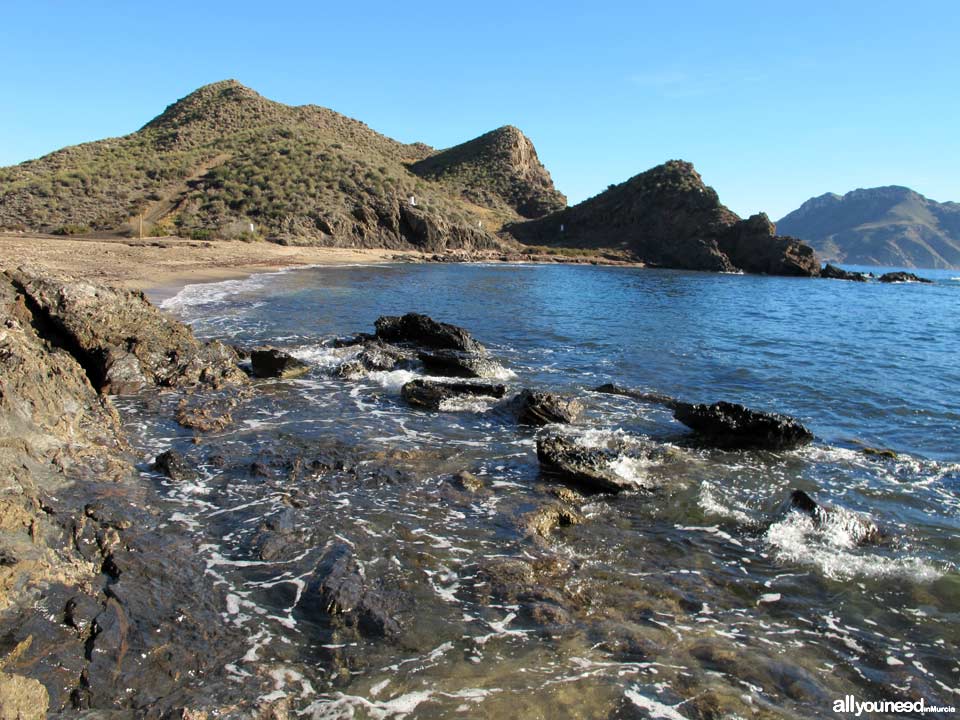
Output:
119,263,959,718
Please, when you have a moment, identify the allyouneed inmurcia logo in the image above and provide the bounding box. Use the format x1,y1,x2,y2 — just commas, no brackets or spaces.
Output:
833,696,956,716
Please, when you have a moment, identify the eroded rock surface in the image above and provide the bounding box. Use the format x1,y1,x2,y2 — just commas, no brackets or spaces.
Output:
673,401,813,450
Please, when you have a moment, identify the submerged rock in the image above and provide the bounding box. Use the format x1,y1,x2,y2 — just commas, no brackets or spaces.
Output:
516,389,584,425
250,347,310,379
592,383,677,409
878,271,933,284
536,435,636,493
673,401,813,450
374,312,487,354
821,263,868,282
401,378,507,410
788,490,882,545
152,449,195,482
521,502,584,538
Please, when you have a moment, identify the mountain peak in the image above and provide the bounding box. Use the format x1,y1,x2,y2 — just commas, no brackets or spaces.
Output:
142,79,276,133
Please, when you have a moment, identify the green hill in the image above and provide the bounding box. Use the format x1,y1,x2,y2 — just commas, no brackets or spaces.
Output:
777,187,960,268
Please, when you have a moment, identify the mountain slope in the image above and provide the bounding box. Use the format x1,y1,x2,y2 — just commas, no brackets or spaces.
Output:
777,186,960,268
0,81,563,251
507,161,819,276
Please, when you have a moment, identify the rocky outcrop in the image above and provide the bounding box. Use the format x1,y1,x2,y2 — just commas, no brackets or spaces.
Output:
516,390,583,426
506,161,819,277
673,401,813,450
374,313,487,354
418,349,503,378
250,347,310,379
820,263,869,281
593,383,678,409
536,435,637,493
878,271,933,284
401,379,507,410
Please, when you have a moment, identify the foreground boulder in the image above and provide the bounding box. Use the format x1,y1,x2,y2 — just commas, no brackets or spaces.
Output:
7,266,246,392
673,401,813,450
536,435,636,493
878,271,933,284
401,379,507,410
788,490,882,544
250,347,310,379
152,449,195,482
516,390,583,425
374,313,487,354
821,264,868,282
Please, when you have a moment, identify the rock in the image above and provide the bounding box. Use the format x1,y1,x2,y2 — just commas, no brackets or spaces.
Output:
821,263,868,282
250,348,310,379
536,435,636,493
453,470,485,492
335,359,367,380
788,490,882,544
358,340,416,371
860,445,898,460
516,389,583,425
593,383,678,409
673,401,813,450
0,672,49,720
152,449,196,482
878,271,933,284
7,267,247,392
417,349,503,378
175,395,237,432
521,502,584,538
63,594,102,634
374,313,486,354
401,379,507,410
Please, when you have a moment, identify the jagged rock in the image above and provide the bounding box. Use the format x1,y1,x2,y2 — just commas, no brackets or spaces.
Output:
506,161,819,277
335,359,367,379
673,401,813,450
175,395,237,432
516,389,583,425
374,313,486,354
250,348,310,379
152,449,195,482
358,340,416,371
536,435,636,493
788,490,882,544
592,383,677,409
821,263,868,282
401,379,507,410
6,267,247,392
0,673,48,720
418,349,502,378
63,594,102,635
521,502,584,538
878,271,933,284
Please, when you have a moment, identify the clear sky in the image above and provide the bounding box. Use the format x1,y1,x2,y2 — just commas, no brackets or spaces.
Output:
2,1,957,219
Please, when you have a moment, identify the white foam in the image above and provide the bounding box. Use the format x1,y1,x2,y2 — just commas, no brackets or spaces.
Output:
624,687,690,719
698,483,754,525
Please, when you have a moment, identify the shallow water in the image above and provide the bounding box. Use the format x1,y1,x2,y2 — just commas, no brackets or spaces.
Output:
120,263,958,718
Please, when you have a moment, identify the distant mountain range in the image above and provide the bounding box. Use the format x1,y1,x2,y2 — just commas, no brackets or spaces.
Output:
0,80,817,275
777,187,960,269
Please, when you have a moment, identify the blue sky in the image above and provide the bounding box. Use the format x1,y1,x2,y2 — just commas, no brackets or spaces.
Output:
2,1,957,219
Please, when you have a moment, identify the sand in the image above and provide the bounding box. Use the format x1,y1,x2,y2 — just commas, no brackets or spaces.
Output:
0,233,423,303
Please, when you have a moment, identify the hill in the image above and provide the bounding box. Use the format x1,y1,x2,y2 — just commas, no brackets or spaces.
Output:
0,80,565,252
777,186,960,268
507,161,819,276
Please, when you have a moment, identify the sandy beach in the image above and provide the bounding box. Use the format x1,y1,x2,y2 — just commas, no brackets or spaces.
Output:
0,233,422,303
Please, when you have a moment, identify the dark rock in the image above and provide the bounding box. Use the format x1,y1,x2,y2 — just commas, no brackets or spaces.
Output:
593,383,678,408
673,401,813,450
358,341,416,371
521,502,584,537
516,389,583,425
821,263,868,281
417,349,503,378
175,395,237,432
334,359,366,380
265,507,296,534
374,313,486,354
401,379,507,411
250,348,310,379
536,435,636,493
788,490,882,544
152,449,195,482
63,594,102,635
878,271,933,284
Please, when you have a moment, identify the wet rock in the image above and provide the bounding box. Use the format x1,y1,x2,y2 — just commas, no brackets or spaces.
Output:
536,435,635,493
788,490,882,544
516,389,583,425
401,379,507,410
453,470,485,492
418,349,502,378
250,348,310,379
878,271,933,284
592,383,678,409
521,502,584,538
673,401,813,450
335,359,366,379
821,263,868,281
374,313,486,354
358,340,416,371
175,395,237,432
0,672,49,720
102,347,148,394
63,594,102,635
152,449,195,482
266,507,296,534
860,445,898,460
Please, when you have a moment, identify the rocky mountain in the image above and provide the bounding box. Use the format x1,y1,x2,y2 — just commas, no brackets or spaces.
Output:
777,186,960,268
507,161,819,276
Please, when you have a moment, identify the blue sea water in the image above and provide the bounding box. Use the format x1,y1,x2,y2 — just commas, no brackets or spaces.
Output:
128,263,959,718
